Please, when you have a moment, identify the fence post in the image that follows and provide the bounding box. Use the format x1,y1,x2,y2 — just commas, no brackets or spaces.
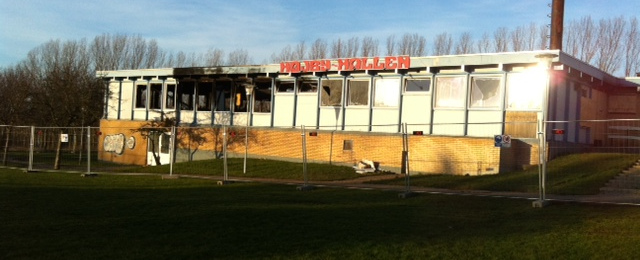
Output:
169,126,176,176
399,123,415,198
28,126,35,172
297,125,314,191
86,126,91,174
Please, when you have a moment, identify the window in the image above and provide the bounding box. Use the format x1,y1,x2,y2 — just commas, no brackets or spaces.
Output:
348,80,369,106
405,78,431,92
149,83,163,109
166,84,176,109
374,78,400,107
135,84,147,108
276,80,295,92
321,79,343,106
179,81,194,110
435,77,466,108
469,76,502,108
234,82,249,112
343,140,353,151
254,80,272,113
506,71,544,110
197,82,213,111
298,80,318,93
214,81,231,111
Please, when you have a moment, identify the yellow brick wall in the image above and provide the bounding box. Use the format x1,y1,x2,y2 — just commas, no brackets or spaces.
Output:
99,120,539,174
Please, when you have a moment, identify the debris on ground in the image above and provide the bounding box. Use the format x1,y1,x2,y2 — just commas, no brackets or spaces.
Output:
353,159,379,174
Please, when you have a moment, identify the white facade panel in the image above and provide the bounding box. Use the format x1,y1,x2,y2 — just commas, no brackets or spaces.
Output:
273,95,295,127
296,95,318,127
343,107,370,132
401,94,432,132
467,110,504,137
251,113,271,127
318,107,343,130
432,110,466,135
371,108,399,133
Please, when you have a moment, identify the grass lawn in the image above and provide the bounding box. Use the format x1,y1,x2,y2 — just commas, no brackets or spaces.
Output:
2,167,640,259
373,153,640,195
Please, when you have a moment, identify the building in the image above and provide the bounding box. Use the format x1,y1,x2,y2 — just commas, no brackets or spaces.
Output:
96,50,639,174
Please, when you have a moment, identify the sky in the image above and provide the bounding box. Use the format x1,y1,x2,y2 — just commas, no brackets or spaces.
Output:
1,0,640,68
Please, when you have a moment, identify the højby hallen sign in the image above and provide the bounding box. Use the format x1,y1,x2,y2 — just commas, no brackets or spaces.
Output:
280,56,410,73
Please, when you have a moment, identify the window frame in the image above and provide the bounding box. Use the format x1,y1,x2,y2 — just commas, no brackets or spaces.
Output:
468,75,503,110
253,79,273,113
373,77,400,107
347,79,370,107
320,78,343,107
298,79,319,94
434,76,467,109
403,77,432,94
134,84,147,109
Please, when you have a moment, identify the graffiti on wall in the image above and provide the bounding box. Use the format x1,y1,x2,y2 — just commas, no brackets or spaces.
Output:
104,133,136,155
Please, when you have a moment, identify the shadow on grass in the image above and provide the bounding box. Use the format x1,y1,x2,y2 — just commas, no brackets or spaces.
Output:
2,171,640,259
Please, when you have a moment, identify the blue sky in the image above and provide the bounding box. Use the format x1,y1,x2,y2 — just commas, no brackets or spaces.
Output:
1,0,639,67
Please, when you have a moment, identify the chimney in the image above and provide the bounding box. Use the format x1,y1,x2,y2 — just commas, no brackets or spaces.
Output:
550,0,565,50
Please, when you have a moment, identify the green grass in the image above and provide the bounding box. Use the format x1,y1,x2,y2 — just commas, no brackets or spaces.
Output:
374,153,640,195
119,157,364,181
1,168,640,259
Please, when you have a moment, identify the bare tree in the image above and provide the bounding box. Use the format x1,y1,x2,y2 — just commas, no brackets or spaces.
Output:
455,32,475,54
385,34,396,56
360,36,379,57
309,38,328,59
493,27,509,52
476,32,491,53
204,48,224,66
510,25,527,51
538,24,549,50
227,49,251,65
330,38,346,58
397,33,426,56
23,39,105,169
595,16,626,74
345,37,360,57
293,41,306,60
624,17,640,76
564,16,596,62
270,44,293,63
524,23,539,51
432,32,453,55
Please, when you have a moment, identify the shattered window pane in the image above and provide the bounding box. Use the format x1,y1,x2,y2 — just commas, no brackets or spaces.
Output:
321,79,343,106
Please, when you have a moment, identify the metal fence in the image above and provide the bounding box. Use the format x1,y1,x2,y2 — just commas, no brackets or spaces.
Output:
2,120,640,203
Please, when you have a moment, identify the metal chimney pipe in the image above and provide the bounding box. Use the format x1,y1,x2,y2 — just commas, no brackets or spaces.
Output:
550,0,565,50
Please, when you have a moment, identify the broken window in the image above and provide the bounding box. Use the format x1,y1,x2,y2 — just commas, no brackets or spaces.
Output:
435,76,466,108
149,83,163,109
135,84,147,108
165,84,176,109
253,80,272,113
405,78,431,92
348,80,369,106
298,79,318,93
469,76,502,108
179,81,194,110
197,82,213,111
276,80,295,93
214,80,231,111
321,79,343,106
234,82,248,112
374,78,400,107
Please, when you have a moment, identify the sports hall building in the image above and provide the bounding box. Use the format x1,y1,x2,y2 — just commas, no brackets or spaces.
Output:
96,50,640,175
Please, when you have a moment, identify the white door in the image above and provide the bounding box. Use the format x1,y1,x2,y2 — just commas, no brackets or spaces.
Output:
147,131,172,166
